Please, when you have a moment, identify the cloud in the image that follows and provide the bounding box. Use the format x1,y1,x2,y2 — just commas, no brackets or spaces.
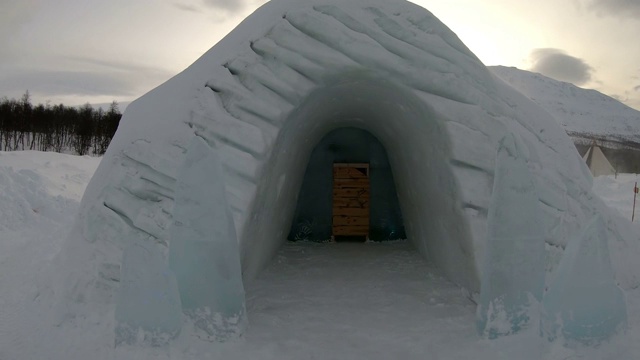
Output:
67,56,174,76
0,0,43,57
173,3,200,12
634,85,640,92
528,48,594,86
0,0,41,29
187,0,267,21
0,58,174,100
1,70,137,97
171,0,254,19
585,0,640,19
201,0,248,12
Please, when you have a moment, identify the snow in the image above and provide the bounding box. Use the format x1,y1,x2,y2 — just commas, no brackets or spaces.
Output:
593,174,640,220
490,66,640,145
1,150,640,359
0,151,102,359
63,0,608,319
541,215,627,344
168,137,247,341
477,134,545,338
43,0,640,352
115,239,182,346
0,150,99,255
3,0,640,357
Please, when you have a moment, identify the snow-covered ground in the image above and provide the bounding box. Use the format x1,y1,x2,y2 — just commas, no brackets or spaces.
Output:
593,173,640,222
0,151,102,359
0,151,99,270
1,150,639,359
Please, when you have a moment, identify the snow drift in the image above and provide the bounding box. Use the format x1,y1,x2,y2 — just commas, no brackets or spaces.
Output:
53,0,635,346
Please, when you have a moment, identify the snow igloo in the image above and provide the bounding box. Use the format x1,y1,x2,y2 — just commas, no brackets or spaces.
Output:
56,0,629,346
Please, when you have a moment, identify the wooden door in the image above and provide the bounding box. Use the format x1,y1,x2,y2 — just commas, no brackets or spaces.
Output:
332,163,370,238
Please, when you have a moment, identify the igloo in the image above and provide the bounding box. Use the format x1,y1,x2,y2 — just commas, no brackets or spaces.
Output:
54,0,628,345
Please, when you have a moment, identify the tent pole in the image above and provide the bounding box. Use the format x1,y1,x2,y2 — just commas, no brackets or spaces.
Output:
633,182,638,222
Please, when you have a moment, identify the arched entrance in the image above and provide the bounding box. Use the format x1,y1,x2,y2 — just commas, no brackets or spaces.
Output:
241,73,477,291
288,127,406,242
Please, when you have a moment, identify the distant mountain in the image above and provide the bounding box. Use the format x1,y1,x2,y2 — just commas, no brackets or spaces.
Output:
489,66,640,149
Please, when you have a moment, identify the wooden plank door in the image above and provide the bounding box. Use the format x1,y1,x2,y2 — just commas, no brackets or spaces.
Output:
332,163,370,238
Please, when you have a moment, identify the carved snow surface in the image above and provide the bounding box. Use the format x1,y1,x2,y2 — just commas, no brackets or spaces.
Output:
168,137,247,341
54,0,639,348
476,134,545,339
541,215,627,345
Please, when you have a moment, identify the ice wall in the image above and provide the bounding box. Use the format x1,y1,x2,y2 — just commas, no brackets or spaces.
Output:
168,137,247,341
115,241,182,346
288,127,405,241
476,134,545,338
541,215,626,344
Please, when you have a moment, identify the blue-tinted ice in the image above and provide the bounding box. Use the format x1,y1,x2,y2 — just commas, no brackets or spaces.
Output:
477,134,545,338
168,137,247,341
541,214,626,344
114,240,182,346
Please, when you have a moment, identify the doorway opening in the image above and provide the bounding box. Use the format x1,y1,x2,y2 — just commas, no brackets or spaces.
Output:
287,128,406,242
332,163,370,242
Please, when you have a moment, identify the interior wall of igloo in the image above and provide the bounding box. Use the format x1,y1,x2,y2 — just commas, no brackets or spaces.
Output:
288,127,406,241
239,73,477,289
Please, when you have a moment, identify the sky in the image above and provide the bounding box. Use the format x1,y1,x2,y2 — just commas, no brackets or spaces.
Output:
1,0,639,111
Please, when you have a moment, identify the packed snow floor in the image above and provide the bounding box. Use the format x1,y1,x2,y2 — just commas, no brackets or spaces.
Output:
244,241,479,358
1,151,639,359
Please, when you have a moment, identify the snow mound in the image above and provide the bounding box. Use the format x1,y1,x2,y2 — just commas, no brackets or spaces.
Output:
0,151,99,235
0,151,101,360
49,0,640,350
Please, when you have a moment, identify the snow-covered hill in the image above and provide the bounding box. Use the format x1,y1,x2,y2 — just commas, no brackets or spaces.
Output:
490,66,640,147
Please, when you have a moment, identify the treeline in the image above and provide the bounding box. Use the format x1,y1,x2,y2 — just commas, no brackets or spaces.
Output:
0,92,121,155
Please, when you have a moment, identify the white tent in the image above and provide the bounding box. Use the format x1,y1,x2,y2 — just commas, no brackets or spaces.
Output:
583,144,616,177
52,0,627,346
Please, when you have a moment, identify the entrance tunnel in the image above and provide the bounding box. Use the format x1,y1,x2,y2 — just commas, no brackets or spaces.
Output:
241,75,477,291
288,127,406,242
